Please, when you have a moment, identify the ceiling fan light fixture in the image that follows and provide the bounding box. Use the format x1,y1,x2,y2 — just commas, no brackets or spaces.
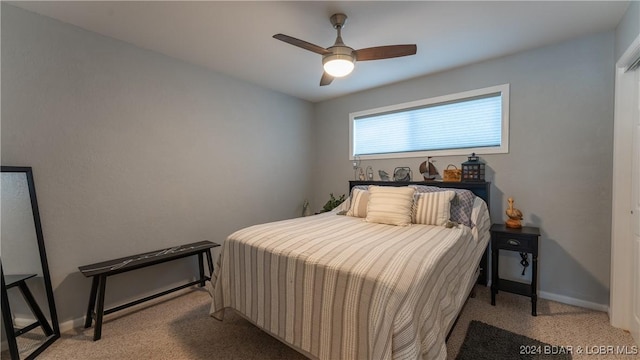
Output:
323,54,355,77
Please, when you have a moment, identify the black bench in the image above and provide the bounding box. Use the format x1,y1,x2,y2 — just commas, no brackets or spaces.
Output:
79,240,219,341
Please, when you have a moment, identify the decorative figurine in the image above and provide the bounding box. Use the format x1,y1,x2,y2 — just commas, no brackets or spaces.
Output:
352,156,362,180
393,167,412,181
419,157,438,180
302,200,312,217
358,167,366,180
366,166,374,180
378,170,390,181
505,197,523,228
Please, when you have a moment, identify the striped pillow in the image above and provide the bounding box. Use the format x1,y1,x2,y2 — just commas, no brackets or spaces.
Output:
365,186,416,226
412,191,456,226
346,188,370,218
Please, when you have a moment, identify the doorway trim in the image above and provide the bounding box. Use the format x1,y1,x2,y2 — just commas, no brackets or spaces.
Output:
610,32,640,346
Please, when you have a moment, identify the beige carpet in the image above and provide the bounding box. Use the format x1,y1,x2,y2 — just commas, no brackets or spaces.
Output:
30,286,635,360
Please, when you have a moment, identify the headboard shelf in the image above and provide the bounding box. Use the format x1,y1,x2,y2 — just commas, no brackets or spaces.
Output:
349,180,490,205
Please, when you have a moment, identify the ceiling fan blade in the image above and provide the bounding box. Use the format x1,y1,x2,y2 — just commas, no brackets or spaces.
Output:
354,45,417,61
273,34,331,55
320,72,334,86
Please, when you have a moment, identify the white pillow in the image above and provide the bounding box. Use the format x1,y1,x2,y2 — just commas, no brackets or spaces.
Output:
412,191,456,226
365,186,415,226
346,188,370,218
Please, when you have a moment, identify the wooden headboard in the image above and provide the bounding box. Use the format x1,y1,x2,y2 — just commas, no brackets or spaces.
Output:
348,180,491,286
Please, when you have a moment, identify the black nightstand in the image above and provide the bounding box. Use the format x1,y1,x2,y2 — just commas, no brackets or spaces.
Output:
490,224,540,316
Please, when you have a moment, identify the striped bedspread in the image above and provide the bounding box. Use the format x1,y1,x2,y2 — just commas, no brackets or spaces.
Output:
210,198,490,360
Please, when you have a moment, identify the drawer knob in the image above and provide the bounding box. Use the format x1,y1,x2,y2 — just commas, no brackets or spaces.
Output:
508,239,520,246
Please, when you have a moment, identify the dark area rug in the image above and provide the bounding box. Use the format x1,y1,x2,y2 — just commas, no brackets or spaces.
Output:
456,321,572,360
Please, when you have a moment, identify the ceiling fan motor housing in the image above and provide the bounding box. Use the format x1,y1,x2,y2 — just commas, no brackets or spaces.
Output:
322,45,356,64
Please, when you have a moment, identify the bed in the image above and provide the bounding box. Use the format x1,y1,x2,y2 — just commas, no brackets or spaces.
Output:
209,181,491,360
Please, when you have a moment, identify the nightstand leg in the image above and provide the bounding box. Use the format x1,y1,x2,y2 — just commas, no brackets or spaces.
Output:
491,245,498,306
532,253,538,316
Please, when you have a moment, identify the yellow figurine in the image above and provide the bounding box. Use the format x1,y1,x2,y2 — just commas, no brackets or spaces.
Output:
505,197,523,228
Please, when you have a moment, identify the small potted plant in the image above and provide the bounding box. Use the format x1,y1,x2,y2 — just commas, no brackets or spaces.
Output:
321,193,346,213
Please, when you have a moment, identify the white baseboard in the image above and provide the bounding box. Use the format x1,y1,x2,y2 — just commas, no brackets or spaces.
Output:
58,317,86,333
13,315,83,334
486,279,609,313
539,290,609,312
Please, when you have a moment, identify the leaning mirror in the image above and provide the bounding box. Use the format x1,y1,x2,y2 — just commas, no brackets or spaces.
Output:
1,166,59,359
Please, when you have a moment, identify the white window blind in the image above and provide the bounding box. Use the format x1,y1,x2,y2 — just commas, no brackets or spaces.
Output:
350,84,509,159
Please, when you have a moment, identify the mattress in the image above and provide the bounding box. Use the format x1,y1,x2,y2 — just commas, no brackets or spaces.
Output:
209,197,490,360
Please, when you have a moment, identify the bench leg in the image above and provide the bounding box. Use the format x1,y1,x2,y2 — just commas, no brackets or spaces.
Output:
93,275,107,341
84,276,99,328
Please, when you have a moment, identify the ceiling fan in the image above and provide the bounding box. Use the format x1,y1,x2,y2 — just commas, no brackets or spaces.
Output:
273,13,417,86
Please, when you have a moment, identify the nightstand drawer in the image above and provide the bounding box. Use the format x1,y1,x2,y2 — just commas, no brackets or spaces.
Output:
495,233,535,252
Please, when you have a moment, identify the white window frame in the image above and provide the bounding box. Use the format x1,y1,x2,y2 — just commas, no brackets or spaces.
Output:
349,84,510,160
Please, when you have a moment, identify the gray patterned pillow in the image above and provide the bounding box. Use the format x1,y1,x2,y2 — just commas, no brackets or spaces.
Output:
409,185,476,227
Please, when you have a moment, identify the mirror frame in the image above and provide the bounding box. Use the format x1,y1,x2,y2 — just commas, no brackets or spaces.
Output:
1,166,60,359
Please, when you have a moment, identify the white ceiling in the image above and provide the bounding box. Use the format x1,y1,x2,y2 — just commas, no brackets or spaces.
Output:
10,1,629,103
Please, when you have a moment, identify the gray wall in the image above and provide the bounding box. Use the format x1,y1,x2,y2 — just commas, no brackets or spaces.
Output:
1,4,314,325
312,31,615,306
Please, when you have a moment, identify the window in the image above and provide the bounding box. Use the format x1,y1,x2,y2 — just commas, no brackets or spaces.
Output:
349,84,509,159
